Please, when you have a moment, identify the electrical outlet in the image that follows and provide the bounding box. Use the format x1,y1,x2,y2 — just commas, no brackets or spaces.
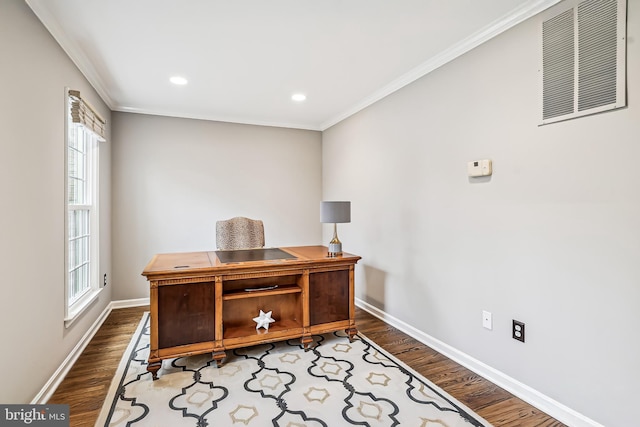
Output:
482,310,492,330
512,320,525,342
104,273,107,287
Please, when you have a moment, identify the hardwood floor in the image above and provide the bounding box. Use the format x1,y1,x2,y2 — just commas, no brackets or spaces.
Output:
48,306,566,426
48,306,149,427
354,309,566,427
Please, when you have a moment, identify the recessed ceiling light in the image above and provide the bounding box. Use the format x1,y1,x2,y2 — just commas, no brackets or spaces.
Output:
170,76,188,85
291,93,306,102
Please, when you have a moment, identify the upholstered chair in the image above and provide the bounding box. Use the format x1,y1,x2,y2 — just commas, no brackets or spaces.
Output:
215,217,265,250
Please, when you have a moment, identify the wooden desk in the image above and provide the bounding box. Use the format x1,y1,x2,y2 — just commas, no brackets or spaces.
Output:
142,245,361,379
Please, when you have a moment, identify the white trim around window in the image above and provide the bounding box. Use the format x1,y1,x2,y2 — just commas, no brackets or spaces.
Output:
64,88,103,328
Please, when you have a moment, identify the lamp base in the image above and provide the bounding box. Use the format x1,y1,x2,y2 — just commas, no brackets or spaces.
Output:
327,242,342,257
327,223,343,257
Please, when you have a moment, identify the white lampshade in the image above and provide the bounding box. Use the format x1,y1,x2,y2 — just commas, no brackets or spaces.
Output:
320,201,351,223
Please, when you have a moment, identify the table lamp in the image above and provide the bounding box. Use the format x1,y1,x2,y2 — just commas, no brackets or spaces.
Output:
320,201,351,257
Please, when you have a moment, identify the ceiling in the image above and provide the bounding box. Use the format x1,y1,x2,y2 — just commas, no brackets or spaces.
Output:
26,0,557,131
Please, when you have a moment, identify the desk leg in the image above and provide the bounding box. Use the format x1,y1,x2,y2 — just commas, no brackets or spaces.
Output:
212,350,226,367
301,335,313,351
147,361,162,380
345,326,358,342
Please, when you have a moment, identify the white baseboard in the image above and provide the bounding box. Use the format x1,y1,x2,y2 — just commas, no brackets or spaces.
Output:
355,298,604,427
32,298,150,404
32,303,113,404
110,297,150,309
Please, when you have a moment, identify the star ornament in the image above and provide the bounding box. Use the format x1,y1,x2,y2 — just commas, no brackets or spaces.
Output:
253,310,276,331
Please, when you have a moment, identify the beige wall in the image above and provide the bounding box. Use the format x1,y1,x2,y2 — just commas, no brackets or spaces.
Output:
111,113,322,300
323,2,640,427
0,0,112,403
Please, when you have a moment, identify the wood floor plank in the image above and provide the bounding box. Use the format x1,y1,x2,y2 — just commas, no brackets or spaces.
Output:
47,305,566,426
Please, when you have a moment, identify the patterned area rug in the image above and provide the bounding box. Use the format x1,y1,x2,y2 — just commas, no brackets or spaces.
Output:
96,313,491,426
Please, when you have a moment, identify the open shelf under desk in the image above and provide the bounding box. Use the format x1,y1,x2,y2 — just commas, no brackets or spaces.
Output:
222,318,303,341
222,284,302,300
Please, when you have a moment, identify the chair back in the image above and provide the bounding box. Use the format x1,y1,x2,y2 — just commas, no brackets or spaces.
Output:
216,217,265,250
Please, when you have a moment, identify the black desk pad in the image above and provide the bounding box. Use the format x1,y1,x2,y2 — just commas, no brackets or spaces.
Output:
215,248,297,263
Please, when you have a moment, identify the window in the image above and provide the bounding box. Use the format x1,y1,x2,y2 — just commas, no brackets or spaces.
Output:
540,0,626,124
65,89,105,326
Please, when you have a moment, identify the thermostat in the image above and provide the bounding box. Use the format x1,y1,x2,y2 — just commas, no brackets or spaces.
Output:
468,159,492,177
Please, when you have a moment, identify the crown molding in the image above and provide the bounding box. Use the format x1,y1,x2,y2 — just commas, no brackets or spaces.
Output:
113,105,323,131
25,0,115,109
26,0,561,132
320,0,562,131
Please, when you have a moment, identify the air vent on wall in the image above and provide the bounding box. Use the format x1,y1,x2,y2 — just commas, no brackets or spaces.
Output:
540,0,626,125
